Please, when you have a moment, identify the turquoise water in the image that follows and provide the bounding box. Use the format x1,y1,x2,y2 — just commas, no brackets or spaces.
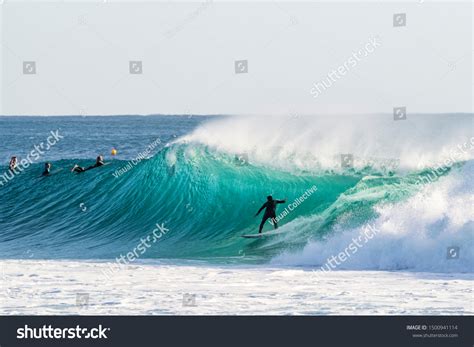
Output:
0,115,472,269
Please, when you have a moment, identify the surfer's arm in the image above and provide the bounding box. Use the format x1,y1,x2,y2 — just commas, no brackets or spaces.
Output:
276,199,286,204
255,204,266,216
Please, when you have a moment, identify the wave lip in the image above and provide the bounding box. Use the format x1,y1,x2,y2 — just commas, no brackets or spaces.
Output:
179,114,474,173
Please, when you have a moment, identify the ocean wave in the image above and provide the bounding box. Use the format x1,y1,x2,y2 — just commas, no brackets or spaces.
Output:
0,115,472,273
271,161,474,272
179,114,474,173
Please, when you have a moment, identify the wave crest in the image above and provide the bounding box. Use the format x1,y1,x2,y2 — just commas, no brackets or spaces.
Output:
180,115,474,173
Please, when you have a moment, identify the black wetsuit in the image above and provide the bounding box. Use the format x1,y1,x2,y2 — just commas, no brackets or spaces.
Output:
42,168,50,176
86,161,104,170
73,161,104,173
9,161,17,171
256,199,285,233
72,166,86,173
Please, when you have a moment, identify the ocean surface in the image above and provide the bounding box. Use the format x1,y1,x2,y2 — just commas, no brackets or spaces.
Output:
0,114,473,315
0,114,472,272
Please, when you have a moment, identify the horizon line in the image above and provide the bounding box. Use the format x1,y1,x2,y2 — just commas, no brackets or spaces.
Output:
0,112,473,117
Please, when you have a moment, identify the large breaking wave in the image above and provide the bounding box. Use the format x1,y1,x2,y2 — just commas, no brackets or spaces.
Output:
0,114,472,272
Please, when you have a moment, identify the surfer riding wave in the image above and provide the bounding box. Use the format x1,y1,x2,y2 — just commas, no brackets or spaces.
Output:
255,196,286,233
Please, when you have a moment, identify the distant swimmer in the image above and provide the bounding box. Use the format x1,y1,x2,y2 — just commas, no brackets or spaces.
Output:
42,162,52,176
255,195,286,234
9,156,17,171
71,155,105,173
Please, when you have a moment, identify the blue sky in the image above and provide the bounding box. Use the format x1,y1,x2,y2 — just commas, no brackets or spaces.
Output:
1,0,472,115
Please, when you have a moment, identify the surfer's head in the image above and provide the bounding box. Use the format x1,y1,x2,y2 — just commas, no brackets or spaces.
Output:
96,155,103,163
267,195,273,201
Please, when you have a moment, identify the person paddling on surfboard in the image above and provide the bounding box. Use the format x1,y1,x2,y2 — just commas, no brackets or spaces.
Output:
71,155,105,173
42,162,52,176
9,156,17,171
255,195,286,234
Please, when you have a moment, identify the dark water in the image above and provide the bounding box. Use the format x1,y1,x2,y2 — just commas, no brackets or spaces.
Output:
0,116,211,163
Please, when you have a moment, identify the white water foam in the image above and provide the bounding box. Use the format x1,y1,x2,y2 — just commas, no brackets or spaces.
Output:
271,161,474,272
179,115,474,172
1,260,472,315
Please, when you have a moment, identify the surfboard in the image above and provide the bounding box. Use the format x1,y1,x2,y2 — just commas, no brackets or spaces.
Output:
72,162,110,173
241,229,286,238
